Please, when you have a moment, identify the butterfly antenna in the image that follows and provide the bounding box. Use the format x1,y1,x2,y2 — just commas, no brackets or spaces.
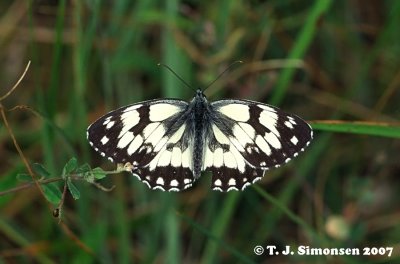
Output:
203,60,243,92
158,63,196,92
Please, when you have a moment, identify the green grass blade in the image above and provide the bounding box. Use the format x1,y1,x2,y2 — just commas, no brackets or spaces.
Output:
312,121,400,138
201,192,240,264
253,185,325,244
114,177,131,264
255,134,331,243
165,195,179,264
180,213,255,264
161,1,183,263
270,0,332,105
72,1,102,262
162,0,190,99
0,217,55,264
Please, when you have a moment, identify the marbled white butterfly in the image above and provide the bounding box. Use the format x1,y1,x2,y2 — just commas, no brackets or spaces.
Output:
87,87,312,192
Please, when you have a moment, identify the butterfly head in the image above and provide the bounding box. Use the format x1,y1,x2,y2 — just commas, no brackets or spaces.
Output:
194,88,208,102
196,88,205,97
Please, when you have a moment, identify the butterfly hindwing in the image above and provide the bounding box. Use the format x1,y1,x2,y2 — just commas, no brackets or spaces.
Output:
202,129,265,191
130,120,195,191
130,143,195,191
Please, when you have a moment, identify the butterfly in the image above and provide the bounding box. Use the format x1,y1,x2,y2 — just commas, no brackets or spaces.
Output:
87,89,313,192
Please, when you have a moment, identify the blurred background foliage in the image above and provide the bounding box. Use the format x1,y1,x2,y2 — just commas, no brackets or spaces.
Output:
0,0,400,263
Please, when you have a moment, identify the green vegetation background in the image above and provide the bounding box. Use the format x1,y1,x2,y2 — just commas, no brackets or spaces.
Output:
0,1,399,263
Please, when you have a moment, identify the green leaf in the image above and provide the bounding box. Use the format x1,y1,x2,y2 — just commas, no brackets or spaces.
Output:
42,183,62,204
75,163,91,175
67,179,80,200
311,121,400,138
16,173,33,182
32,163,51,178
91,167,107,180
62,157,78,178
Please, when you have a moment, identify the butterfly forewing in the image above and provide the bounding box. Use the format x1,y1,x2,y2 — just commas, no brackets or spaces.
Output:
87,99,197,191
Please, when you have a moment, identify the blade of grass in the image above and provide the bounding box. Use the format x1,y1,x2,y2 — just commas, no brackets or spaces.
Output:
179,213,255,264
253,185,326,244
270,0,332,105
162,0,191,99
72,1,103,262
36,0,67,175
200,192,240,264
311,120,400,138
161,0,183,263
214,0,236,42
47,0,65,123
0,217,54,264
349,1,400,101
255,134,331,244
114,178,131,264
166,195,179,264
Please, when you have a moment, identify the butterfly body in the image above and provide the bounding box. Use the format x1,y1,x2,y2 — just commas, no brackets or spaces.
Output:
190,89,210,178
87,89,313,192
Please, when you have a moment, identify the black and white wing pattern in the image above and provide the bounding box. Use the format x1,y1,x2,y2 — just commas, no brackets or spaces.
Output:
87,99,196,191
87,89,313,192
204,100,313,191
